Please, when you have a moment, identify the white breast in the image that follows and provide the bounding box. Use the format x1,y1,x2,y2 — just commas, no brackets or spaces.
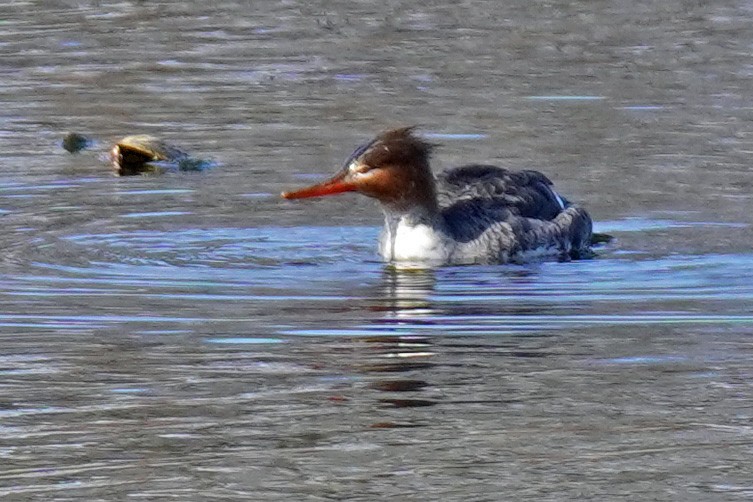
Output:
379,219,452,263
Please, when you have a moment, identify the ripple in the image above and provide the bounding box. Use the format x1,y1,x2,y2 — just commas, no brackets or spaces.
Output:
598,217,748,232
204,337,285,344
63,226,378,268
281,314,753,338
118,189,195,195
423,133,488,140
621,105,666,111
596,355,688,365
119,211,191,219
525,95,606,101
3,221,750,340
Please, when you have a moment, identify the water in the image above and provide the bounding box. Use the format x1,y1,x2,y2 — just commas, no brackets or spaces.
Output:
2,1,753,500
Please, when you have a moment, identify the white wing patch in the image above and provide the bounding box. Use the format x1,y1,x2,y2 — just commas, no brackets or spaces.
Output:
552,190,566,210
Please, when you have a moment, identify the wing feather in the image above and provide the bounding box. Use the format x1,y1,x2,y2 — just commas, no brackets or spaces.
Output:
437,164,566,220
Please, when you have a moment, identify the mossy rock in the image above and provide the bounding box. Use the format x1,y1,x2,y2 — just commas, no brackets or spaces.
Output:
110,135,191,176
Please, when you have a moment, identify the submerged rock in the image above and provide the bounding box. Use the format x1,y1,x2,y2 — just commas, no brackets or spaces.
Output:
62,132,93,153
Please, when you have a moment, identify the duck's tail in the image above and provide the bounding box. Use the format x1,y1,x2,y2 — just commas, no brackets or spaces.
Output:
590,232,614,246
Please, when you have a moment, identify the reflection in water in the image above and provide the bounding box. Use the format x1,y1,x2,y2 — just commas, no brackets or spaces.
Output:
344,268,569,421
354,336,438,417
368,379,429,392
375,267,438,318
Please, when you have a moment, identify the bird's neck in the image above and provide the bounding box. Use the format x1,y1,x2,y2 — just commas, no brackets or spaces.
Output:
381,163,440,219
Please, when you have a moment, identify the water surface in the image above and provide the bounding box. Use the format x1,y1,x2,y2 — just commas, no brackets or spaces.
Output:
2,1,753,500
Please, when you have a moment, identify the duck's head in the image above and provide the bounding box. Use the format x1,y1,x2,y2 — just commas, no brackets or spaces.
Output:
282,127,437,213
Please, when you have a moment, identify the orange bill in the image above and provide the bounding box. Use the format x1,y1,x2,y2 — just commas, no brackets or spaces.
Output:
281,171,357,199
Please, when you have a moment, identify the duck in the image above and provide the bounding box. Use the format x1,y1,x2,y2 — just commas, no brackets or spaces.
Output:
281,127,594,265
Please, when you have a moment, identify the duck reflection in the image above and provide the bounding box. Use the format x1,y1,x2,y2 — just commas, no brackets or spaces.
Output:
355,335,438,412
348,269,440,423
322,266,559,428
370,266,438,319
370,264,552,319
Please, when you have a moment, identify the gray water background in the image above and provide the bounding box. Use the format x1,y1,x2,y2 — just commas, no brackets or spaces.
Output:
1,1,753,500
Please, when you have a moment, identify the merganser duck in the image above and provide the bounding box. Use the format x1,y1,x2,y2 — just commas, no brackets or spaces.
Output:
282,127,594,265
